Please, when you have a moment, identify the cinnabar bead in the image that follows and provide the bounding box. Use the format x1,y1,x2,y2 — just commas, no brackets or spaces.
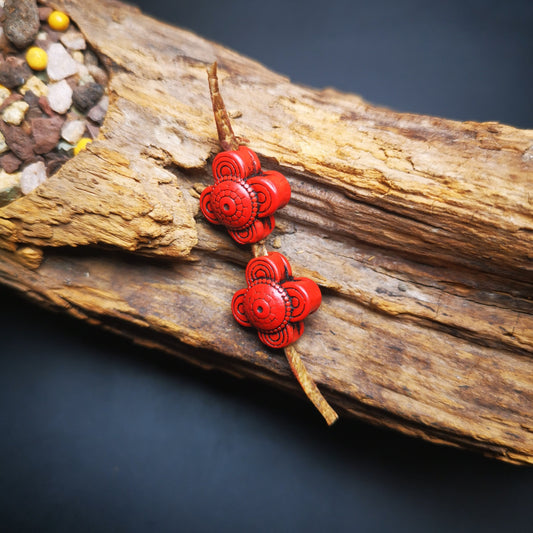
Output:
232,252,321,348
200,147,291,244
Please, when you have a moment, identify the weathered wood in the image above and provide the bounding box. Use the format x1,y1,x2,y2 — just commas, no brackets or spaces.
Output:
0,0,531,463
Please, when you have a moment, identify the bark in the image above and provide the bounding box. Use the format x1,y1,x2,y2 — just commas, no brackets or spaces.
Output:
0,0,531,463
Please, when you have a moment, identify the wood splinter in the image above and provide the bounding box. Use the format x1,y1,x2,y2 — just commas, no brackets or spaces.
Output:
207,62,339,425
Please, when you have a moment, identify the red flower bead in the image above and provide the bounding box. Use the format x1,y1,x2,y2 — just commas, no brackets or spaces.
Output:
232,252,322,348
200,147,291,244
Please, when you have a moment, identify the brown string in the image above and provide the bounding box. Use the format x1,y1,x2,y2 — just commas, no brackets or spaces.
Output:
207,63,339,425
284,345,339,426
207,62,241,152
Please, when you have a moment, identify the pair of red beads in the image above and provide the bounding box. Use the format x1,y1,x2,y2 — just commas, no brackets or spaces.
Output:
200,147,321,349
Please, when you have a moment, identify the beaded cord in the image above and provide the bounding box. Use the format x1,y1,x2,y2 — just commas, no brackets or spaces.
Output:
203,63,338,425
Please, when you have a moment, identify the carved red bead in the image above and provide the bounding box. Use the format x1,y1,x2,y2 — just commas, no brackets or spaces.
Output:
200,146,291,244
232,252,322,348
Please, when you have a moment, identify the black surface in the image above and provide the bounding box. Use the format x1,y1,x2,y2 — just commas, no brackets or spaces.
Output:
1,1,533,532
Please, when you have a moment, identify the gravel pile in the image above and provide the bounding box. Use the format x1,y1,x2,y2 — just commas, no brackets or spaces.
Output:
0,0,109,206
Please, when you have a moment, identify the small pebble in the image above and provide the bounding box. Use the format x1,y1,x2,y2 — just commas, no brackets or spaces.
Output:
0,122,34,161
2,101,29,125
0,56,33,89
42,26,61,44
0,85,10,105
72,51,84,64
85,121,100,139
24,93,42,121
31,115,64,154
45,150,69,175
87,104,106,125
2,0,40,50
46,43,79,81
25,46,48,71
38,7,53,22
34,32,52,50
23,91,39,106
72,82,104,113
38,94,54,116
0,151,22,173
46,79,72,114
87,65,108,86
0,169,22,206
61,119,86,144
84,50,99,67
60,29,86,51
74,137,92,155
0,131,8,153
76,64,94,86
20,160,46,194
19,75,48,97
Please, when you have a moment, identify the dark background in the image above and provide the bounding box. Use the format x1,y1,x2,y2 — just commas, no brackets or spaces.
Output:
1,0,532,531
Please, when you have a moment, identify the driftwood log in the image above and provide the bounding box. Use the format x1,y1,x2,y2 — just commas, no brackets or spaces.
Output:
0,0,531,464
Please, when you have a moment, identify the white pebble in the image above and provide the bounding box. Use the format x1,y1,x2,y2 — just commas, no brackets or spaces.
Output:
72,51,84,64
47,80,73,114
0,170,21,190
0,85,10,106
21,162,47,195
77,64,95,85
0,170,22,204
60,30,87,51
0,132,8,154
47,43,79,81
61,120,86,144
2,101,29,126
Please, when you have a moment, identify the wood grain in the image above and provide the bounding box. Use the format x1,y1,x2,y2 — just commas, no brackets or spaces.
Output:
0,0,531,464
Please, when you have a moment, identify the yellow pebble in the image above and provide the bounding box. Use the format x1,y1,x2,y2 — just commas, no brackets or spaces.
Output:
25,47,48,71
48,11,70,32
74,138,93,156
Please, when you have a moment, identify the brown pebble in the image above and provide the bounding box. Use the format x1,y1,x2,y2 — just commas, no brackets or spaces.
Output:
24,92,43,121
66,76,78,90
38,6,53,21
31,115,64,154
0,56,33,89
34,34,53,51
0,151,22,173
3,0,40,50
85,121,100,139
45,150,70,176
23,90,39,107
26,106,43,122
87,103,106,125
38,95,54,117
84,50,99,67
87,65,108,86
43,26,60,43
0,122,34,161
